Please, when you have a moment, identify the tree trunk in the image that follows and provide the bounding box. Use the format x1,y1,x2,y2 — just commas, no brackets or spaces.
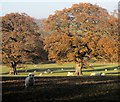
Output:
75,63,83,76
11,62,17,75
13,66,17,75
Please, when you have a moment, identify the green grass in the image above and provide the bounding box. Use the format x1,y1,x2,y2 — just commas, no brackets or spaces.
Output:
0,62,120,76
0,64,10,74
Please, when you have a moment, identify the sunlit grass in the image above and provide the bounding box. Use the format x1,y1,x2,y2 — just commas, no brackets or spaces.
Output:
0,64,10,74
0,62,120,76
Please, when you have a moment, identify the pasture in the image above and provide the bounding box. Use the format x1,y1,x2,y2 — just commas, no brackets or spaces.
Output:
0,63,120,76
1,63,120,102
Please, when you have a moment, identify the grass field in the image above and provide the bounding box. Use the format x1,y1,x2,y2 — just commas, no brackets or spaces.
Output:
1,63,120,102
0,62,120,76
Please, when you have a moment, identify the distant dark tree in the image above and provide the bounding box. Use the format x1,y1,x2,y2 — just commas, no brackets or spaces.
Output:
34,18,48,38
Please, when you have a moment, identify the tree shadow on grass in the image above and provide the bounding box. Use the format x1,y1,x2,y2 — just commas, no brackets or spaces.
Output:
83,66,119,72
2,76,120,102
90,64,108,68
106,72,120,75
17,67,75,73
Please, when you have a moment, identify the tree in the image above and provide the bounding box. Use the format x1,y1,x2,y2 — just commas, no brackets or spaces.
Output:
2,13,47,75
44,3,118,75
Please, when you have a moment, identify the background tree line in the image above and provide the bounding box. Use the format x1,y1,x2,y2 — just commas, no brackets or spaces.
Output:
1,3,118,75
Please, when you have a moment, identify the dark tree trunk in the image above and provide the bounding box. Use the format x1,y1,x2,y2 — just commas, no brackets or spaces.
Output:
75,62,83,76
11,61,17,75
75,57,85,76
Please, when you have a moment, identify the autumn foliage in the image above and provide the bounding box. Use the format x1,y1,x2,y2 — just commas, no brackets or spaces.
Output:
1,3,118,75
44,3,118,63
2,13,47,74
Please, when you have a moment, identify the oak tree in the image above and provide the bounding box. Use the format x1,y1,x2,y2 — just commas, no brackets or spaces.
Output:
2,13,47,75
44,3,118,75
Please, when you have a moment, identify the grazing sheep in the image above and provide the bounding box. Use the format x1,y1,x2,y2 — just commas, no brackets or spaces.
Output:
67,72,74,76
47,69,51,73
9,71,14,74
105,69,108,71
114,68,117,71
44,71,47,74
61,68,64,71
101,73,105,76
90,72,96,76
34,70,37,73
25,73,35,88
90,72,103,76
39,73,42,76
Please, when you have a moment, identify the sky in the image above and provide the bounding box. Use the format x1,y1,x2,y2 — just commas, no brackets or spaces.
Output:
0,0,119,19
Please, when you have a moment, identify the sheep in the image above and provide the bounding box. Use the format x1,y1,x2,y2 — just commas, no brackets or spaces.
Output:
9,71,14,74
44,71,47,74
47,69,51,73
90,72,96,76
34,70,37,73
25,73,35,88
39,73,42,76
67,72,74,76
90,72,104,76
61,68,64,71
105,69,108,71
101,73,105,76
114,68,118,71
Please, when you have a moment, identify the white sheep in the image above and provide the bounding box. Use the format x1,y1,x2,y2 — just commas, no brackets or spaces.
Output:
61,68,64,71
90,72,96,76
90,72,103,76
44,71,47,74
39,73,42,76
67,72,74,76
114,68,117,71
34,70,37,73
47,69,51,73
25,73,35,88
105,69,108,71
101,73,105,76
